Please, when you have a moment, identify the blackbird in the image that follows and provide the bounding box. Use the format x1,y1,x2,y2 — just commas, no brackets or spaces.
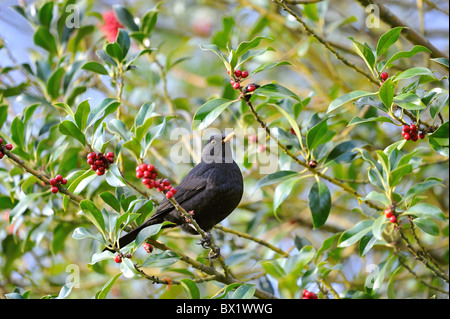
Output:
110,132,243,250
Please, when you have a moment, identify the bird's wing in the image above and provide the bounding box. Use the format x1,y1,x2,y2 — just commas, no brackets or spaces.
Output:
148,164,214,220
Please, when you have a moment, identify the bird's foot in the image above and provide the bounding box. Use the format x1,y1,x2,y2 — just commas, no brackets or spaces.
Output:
209,247,221,260
197,232,212,249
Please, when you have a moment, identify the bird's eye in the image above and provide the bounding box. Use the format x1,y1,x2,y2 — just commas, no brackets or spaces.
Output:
211,140,217,145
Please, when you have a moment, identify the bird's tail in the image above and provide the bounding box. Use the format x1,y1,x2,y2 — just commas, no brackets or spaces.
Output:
103,218,161,252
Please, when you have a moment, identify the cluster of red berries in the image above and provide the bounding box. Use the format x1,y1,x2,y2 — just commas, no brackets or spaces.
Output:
0,138,13,159
380,72,389,82
49,174,68,194
229,69,249,90
384,205,398,224
402,124,425,142
301,289,318,299
87,152,115,176
135,163,177,199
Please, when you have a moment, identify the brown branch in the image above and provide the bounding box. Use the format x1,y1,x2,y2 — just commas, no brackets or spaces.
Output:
355,0,449,59
3,149,84,204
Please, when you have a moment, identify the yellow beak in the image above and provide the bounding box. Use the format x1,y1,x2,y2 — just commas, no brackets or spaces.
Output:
222,132,235,143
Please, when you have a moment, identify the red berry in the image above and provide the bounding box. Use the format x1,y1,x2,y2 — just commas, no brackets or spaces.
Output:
143,243,153,253
5,144,13,151
247,84,256,92
308,160,318,168
136,170,144,179
380,72,389,81
166,191,174,199
171,188,177,195
402,125,410,133
91,165,98,171
390,216,398,224
0,152,3,159
241,70,249,78
51,186,59,194
49,178,57,186
234,69,242,77
61,178,68,185
403,133,411,140
147,164,156,172
163,179,171,187
409,124,417,132
0,138,3,144
418,132,425,139
114,254,122,263
106,152,114,158
411,134,418,142
142,178,151,185
139,163,148,171
56,174,63,182
96,170,104,176
384,209,394,218
87,158,95,165
232,82,240,89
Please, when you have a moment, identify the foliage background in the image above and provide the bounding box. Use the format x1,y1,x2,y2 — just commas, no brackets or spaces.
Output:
0,0,448,299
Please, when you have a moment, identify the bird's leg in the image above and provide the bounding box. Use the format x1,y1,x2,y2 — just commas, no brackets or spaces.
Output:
208,247,221,260
197,232,212,249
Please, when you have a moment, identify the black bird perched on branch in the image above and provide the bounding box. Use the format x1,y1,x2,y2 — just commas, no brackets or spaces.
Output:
109,132,243,251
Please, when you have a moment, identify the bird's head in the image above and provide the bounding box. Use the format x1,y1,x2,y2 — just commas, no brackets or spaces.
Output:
201,132,235,164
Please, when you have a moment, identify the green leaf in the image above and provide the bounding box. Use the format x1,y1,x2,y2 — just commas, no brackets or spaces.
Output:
259,260,285,278
324,140,365,165
254,170,299,191
96,49,117,66
107,119,131,141
199,44,229,70
404,203,446,221
431,57,449,68
383,45,431,70
72,227,107,245
86,98,120,130
79,200,106,234
59,120,86,146
95,273,121,299
100,192,121,213
378,78,395,109
235,36,270,57
231,284,256,299
376,27,404,58
394,67,435,81
120,258,141,278
192,98,235,131
141,251,180,268
116,29,130,58
105,42,123,62
327,91,375,113
389,164,412,187
306,118,334,151
372,214,387,240
404,178,444,204
33,26,57,55
54,102,75,119
254,83,301,102
47,67,65,99
74,100,90,132
113,5,139,31
428,121,449,156
180,279,200,299
350,38,375,73
338,220,373,247
10,116,25,149
308,181,332,229
413,218,439,236
105,164,127,187
38,2,54,28
393,93,426,110
135,223,164,246
81,62,109,75
273,177,302,216
361,191,389,206
251,61,291,75
348,116,394,126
